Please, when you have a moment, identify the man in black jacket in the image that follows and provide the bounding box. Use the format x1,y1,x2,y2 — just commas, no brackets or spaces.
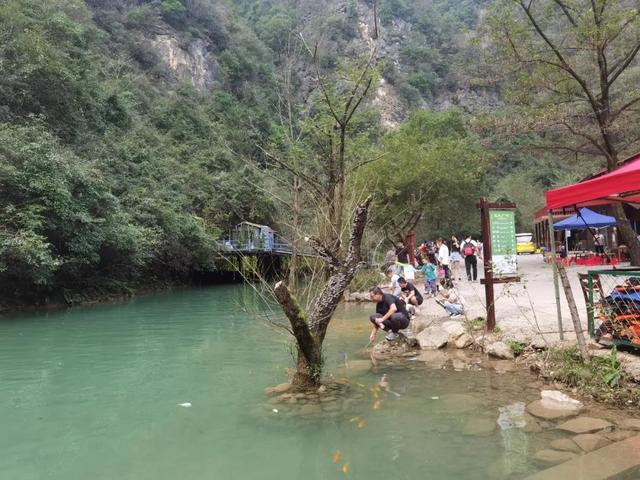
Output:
368,287,410,342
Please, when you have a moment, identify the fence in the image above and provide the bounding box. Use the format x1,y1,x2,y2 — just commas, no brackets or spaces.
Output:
586,269,640,348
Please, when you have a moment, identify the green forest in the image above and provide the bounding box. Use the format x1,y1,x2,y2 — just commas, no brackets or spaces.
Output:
2,0,639,308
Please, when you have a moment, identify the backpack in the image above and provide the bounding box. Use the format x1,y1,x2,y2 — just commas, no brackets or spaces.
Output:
463,241,475,256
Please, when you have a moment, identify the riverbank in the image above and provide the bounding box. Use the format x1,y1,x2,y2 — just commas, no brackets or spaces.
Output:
345,253,640,409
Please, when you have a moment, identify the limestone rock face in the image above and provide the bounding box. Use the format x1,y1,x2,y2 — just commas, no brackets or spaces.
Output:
533,449,578,466
557,417,614,434
572,433,612,452
417,326,449,350
486,341,514,359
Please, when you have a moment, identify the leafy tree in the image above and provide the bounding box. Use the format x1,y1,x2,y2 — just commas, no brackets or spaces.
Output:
486,0,640,264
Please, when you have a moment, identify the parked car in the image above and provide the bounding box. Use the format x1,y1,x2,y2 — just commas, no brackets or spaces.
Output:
516,233,536,254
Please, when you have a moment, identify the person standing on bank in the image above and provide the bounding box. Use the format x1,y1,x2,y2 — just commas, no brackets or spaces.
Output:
368,287,410,342
450,236,462,281
436,237,451,282
462,235,479,281
594,231,606,255
396,241,409,264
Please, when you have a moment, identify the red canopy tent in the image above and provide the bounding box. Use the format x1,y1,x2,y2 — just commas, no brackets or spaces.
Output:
546,155,640,209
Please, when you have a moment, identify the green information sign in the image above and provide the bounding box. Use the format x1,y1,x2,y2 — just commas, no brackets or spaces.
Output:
489,209,517,276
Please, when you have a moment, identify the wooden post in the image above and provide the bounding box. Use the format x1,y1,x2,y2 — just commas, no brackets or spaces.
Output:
479,197,496,331
548,211,564,340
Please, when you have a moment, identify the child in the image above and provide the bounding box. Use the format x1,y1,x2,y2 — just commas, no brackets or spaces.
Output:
435,285,466,318
389,266,402,296
421,255,437,297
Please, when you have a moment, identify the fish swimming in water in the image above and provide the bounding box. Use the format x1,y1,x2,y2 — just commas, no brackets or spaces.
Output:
341,462,351,473
332,451,341,464
356,418,366,428
177,402,192,408
372,399,382,410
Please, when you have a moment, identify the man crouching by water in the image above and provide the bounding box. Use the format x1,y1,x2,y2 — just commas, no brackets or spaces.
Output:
368,287,410,342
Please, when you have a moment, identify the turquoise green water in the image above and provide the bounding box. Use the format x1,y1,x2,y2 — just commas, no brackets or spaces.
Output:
1,286,559,479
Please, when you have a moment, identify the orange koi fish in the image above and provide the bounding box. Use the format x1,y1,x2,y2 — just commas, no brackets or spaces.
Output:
332,451,341,464
341,462,351,473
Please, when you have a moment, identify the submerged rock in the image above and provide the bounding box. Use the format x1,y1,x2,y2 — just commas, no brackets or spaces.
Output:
264,383,292,396
462,417,496,436
557,416,613,434
341,359,372,377
572,433,612,452
533,449,578,466
417,326,449,350
550,438,581,453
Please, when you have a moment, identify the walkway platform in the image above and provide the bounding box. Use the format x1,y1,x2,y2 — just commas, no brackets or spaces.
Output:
525,435,640,480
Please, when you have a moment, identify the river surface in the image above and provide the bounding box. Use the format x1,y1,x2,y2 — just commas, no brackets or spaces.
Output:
0,285,623,479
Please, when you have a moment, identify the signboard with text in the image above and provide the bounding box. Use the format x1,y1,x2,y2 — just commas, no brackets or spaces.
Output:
489,210,517,276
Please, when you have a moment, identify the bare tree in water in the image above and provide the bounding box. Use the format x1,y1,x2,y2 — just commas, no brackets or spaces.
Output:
266,39,378,389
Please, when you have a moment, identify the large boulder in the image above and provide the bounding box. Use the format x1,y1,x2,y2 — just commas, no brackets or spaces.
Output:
486,341,515,360
410,317,432,334
557,416,613,434
417,326,449,350
455,333,474,349
441,321,466,340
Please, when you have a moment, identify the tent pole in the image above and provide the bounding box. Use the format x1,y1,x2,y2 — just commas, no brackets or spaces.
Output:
548,211,564,340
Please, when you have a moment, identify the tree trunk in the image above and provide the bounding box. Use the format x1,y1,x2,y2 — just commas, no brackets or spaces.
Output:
612,203,640,266
556,263,590,361
273,197,372,389
288,176,301,289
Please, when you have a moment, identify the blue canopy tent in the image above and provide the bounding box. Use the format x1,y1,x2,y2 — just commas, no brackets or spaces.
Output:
553,207,616,231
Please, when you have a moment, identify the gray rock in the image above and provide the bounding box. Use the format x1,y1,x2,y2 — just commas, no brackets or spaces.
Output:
618,418,640,431
399,328,419,348
526,400,581,420
417,326,449,350
533,449,578,466
572,433,612,452
441,321,466,340
557,417,614,434
414,350,448,368
486,341,515,360
455,333,474,349
550,438,581,453
410,317,432,334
